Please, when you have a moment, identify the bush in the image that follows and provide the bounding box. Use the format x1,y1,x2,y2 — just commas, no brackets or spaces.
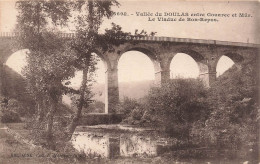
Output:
86,101,105,113
116,97,146,125
0,109,21,123
116,97,141,117
0,96,35,117
25,115,72,150
144,79,208,138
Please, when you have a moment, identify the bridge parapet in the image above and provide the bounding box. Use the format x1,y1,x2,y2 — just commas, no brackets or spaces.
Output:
125,36,259,48
0,32,76,39
0,32,18,38
0,32,258,48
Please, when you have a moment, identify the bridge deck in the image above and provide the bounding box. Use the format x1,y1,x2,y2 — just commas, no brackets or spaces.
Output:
0,32,258,48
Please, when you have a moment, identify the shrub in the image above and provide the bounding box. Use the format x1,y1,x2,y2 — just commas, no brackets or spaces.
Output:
7,99,32,117
116,97,146,124
25,115,72,150
0,96,35,117
116,97,142,117
0,109,21,123
144,79,208,138
86,101,105,113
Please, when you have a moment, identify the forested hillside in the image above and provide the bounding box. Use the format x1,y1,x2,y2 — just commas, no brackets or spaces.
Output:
91,80,155,102
1,66,34,108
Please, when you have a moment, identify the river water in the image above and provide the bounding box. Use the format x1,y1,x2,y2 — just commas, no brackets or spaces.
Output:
70,126,251,164
71,126,175,159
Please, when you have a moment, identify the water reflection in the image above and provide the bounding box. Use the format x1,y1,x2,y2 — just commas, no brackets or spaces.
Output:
71,131,170,159
120,134,157,157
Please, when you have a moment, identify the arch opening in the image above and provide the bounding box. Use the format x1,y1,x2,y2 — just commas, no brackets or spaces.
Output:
170,53,200,79
216,55,235,77
5,49,29,76
118,50,155,100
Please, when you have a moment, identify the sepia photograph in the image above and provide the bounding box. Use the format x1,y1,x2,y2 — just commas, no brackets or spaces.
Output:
0,0,259,163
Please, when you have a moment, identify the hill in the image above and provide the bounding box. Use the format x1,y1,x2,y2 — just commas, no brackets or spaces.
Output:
91,80,156,103
1,65,33,104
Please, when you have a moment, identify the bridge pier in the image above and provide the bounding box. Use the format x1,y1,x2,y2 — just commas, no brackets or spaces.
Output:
155,69,170,85
199,71,217,87
105,68,119,114
153,58,171,85
197,61,217,87
103,50,120,114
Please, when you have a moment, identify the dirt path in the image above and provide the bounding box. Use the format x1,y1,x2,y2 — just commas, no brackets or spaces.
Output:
0,123,81,164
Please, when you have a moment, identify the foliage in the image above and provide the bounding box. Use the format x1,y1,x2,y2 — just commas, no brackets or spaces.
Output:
24,115,71,150
191,54,259,160
116,97,140,117
97,23,157,52
0,96,32,120
6,99,29,117
0,109,21,123
15,1,71,50
86,100,105,113
14,0,123,144
116,97,146,125
1,65,35,113
143,79,208,138
0,96,9,110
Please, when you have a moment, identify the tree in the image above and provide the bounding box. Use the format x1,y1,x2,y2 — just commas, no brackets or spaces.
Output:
65,0,120,137
15,0,77,140
15,0,121,142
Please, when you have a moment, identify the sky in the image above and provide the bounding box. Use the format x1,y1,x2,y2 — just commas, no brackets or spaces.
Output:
2,0,258,86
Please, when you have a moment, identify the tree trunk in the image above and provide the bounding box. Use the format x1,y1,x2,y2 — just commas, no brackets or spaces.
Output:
66,62,89,139
46,96,58,139
66,0,95,140
36,99,45,122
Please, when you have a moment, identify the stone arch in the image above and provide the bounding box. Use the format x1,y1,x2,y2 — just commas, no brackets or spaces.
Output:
0,39,17,64
215,52,243,69
118,50,155,82
169,48,211,86
117,44,158,71
172,48,208,75
215,52,243,77
223,52,244,63
216,52,243,66
5,49,29,73
1,49,20,65
0,48,30,101
118,44,158,63
117,44,159,80
169,53,200,79
175,48,205,63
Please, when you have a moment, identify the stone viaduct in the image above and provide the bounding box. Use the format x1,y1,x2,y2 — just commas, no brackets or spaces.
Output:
0,32,259,114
